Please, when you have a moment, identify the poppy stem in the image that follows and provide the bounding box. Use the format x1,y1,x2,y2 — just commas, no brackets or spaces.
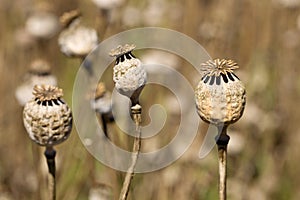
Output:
119,104,142,200
216,125,230,200
44,146,56,200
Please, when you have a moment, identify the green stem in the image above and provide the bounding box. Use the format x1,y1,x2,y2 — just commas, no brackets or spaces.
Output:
44,146,56,200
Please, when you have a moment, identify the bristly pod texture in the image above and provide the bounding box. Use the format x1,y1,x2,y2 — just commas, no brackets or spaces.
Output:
195,59,246,126
110,44,147,105
23,85,72,146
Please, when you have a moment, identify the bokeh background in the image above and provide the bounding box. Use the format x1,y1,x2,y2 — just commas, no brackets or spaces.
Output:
1,0,300,199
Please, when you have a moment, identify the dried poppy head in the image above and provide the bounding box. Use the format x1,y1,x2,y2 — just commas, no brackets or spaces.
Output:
23,85,72,146
58,11,98,58
25,11,59,39
195,59,246,126
15,60,57,106
110,44,147,105
90,82,112,114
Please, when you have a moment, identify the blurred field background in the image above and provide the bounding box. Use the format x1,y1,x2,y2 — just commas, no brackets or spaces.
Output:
1,0,300,199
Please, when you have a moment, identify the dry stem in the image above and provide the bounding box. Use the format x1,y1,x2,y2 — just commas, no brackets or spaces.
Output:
44,146,56,200
119,104,142,200
216,126,230,200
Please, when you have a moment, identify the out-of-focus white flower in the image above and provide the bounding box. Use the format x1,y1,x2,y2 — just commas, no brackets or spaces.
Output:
15,59,57,106
58,10,98,57
91,0,125,10
25,12,59,39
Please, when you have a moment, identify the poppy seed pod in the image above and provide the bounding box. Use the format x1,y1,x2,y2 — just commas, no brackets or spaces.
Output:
25,11,59,39
90,82,112,114
110,44,147,104
23,85,72,146
15,59,57,106
195,59,246,126
58,10,98,57
91,0,125,10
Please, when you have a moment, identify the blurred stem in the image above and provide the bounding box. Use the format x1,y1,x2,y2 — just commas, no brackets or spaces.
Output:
30,143,43,199
96,112,109,138
44,146,56,200
80,56,96,80
119,104,142,200
97,8,110,37
101,113,108,138
216,126,230,200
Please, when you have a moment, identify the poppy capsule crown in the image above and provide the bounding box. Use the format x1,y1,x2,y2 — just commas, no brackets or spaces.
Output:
110,44,147,104
23,85,72,146
195,59,246,126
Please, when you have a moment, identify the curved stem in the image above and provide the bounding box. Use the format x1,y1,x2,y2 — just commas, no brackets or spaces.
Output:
44,146,56,200
119,104,142,200
216,126,230,200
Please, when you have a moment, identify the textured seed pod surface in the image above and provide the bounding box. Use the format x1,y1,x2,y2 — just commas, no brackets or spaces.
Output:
110,44,147,100
195,59,246,125
23,85,72,146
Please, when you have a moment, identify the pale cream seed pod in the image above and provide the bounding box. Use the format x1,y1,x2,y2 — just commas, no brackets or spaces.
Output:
91,0,125,10
90,82,112,114
25,11,59,39
58,10,98,58
23,85,72,146
195,59,246,126
15,59,57,106
110,44,147,104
